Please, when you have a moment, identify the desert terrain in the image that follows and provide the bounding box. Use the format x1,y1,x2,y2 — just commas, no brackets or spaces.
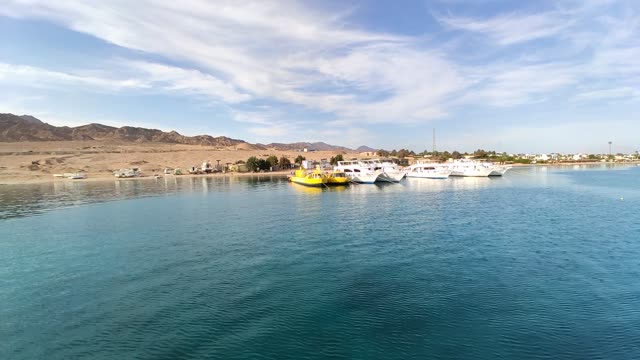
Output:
0,141,350,184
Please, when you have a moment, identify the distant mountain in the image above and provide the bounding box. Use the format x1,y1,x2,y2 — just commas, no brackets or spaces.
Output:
19,115,45,125
262,141,352,152
0,113,372,151
356,145,378,153
0,113,244,146
0,113,73,141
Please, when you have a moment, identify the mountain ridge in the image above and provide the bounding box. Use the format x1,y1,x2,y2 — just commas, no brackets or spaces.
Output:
0,113,362,151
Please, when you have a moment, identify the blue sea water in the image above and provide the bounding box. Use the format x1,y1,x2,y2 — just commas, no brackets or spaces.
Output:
1,165,640,359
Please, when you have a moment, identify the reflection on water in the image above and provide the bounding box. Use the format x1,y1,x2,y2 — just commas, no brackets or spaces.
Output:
2,165,639,220
288,183,350,195
0,175,290,220
405,176,498,192
3,165,640,359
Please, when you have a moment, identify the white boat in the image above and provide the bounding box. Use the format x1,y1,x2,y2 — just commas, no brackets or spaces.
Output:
63,172,87,179
114,168,141,178
334,160,381,184
482,163,511,176
361,159,406,182
447,160,493,177
406,163,451,179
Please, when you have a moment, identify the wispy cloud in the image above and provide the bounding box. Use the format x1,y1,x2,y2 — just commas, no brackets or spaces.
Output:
573,87,640,101
435,11,574,45
458,62,579,107
0,63,148,91
124,61,251,103
2,0,640,151
0,0,459,127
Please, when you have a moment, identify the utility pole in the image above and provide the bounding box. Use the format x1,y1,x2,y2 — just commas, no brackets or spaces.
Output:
432,128,436,154
608,141,612,160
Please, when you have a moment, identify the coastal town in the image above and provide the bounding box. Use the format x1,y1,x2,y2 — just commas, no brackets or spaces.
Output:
1,113,637,184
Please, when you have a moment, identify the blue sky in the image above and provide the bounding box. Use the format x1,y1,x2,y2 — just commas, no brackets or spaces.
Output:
1,0,639,153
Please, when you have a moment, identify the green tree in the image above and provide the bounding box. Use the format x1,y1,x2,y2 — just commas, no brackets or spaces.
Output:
279,156,291,169
473,149,488,158
451,151,462,159
438,151,451,162
294,155,306,164
330,154,344,165
266,155,279,168
377,150,390,157
257,159,270,171
246,156,259,172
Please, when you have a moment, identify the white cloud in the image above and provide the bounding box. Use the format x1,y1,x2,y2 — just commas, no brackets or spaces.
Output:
2,0,640,151
124,61,251,103
436,11,574,45
0,62,148,91
459,63,579,107
573,87,640,101
0,0,460,126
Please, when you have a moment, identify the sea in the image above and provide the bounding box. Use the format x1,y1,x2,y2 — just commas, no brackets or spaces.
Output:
1,164,640,359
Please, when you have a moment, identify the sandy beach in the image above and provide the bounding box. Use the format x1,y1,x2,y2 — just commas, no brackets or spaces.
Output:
0,141,349,185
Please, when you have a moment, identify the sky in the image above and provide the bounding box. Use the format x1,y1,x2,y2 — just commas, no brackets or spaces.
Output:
1,0,639,154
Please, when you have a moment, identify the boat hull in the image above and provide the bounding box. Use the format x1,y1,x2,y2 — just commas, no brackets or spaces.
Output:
449,167,493,177
351,173,380,184
326,178,350,186
378,171,406,183
289,176,325,187
406,171,450,179
489,166,510,176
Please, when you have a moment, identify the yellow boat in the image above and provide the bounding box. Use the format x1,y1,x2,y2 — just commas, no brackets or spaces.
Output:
326,170,350,186
289,167,327,187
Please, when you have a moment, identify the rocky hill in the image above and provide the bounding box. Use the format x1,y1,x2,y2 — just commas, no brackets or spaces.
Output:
261,141,352,152
0,113,245,146
356,145,378,152
0,113,366,151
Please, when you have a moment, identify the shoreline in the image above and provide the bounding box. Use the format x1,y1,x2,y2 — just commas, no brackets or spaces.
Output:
0,170,293,186
1,162,636,186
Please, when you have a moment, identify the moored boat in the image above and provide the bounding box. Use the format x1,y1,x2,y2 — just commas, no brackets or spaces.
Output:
326,170,350,186
289,167,326,187
406,163,451,179
447,160,493,177
362,159,406,182
483,163,511,176
334,160,381,184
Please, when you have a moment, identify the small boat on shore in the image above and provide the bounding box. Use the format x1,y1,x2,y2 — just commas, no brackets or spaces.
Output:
64,172,87,180
114,168,141,178
289,167,326,187
55,172,87,179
